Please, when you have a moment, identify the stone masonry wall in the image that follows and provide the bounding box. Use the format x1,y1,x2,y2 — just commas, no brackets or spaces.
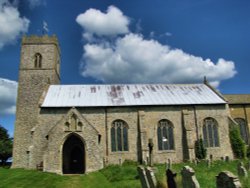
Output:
12,36,60,168
29,104,233,174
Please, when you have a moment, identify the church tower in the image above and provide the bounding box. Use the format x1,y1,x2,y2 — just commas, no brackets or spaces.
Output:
12,35,61,168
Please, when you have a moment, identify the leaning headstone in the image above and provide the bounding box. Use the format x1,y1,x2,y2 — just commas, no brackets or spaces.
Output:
137,166,150,188
237,162,248,177
181,166,200,188
194,158,199,166
166,169,177,188
166,158,172,169
216,171,242,188
145,167,157,188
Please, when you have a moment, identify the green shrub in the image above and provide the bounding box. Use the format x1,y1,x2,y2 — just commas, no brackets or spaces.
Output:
195,138,207,160
229,127,246,159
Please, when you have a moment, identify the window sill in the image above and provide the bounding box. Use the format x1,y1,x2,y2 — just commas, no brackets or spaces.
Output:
156,150,176,153
110,151,130,154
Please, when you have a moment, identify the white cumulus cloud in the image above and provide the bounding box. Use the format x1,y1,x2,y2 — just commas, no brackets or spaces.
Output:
81,34,236,87
76,5,130,38
77,6,236,87
0,1,29,49
0,78,18,115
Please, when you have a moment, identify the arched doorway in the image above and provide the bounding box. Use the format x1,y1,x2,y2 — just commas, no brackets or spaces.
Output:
63,134,85,174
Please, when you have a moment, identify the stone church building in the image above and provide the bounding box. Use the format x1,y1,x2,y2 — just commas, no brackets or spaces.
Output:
12,35,250,174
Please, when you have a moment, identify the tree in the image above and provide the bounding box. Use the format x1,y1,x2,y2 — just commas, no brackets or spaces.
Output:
229,127,246,159
195,137,207,160
0,125,13,165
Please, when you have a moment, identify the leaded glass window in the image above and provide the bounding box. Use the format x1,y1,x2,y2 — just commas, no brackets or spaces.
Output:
203,117,219,147
234,118,248,144
111,120,129,152
157,119,174,150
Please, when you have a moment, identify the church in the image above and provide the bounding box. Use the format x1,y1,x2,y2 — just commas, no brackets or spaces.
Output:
12,35,250,174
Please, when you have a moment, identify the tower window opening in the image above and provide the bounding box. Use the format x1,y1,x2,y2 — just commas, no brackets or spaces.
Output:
34,53,42,68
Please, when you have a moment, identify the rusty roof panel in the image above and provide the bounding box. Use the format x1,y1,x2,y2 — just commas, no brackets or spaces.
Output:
41,84,226,107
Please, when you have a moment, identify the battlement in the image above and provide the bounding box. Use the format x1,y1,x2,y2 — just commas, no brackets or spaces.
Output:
22,35,60,51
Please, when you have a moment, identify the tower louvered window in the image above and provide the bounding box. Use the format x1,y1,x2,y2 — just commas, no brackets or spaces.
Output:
34,53,42,68
111,120,128,152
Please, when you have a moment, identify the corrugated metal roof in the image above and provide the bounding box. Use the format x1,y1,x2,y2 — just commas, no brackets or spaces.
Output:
41,84,226,107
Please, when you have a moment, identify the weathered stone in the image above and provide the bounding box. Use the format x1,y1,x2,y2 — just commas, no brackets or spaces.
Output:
148,139,154,167
209,154,213,161
216,171,242,188
145,167,157,188
137,166,150,188
166,158,172,170
237,162,248,177
181,166,200,188
206,159,211,168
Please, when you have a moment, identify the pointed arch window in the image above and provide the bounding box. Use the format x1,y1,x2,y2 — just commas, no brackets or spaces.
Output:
34,53,42,68
111,120,128,152
234,118,248,144
157,119,174,150
203,117,219,147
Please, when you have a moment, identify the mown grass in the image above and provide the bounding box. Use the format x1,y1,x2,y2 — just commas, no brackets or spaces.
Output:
0,163,140,188
0,160,249,188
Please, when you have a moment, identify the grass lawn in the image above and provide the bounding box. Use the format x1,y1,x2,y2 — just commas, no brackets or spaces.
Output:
0,164,141,188
0,160,249,188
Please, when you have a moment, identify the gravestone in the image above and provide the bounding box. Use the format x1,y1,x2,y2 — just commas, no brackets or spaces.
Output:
166,169,177,188
225,156,230,162
216,171,242,188
206,159,211,168
181,166,200,188
166,158,172,169
209,154,213,162
145,167,157,188
237,162,248,177
137,166,150,188
193,158,199,166
148,139,154,167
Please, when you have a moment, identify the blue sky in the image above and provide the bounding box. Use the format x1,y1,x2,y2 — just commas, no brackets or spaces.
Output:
0,0,250,136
